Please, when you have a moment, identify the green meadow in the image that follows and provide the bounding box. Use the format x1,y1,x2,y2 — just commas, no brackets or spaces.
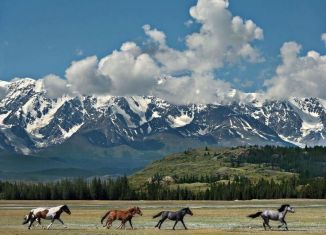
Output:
0,199,325,235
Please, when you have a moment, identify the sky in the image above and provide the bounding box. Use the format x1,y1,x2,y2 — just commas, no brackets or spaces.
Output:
0,0,325,103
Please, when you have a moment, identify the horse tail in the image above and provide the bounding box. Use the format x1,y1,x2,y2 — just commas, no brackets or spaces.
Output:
247,211,262,218
152,211,163,219
22,211,33,225
100,211,111,224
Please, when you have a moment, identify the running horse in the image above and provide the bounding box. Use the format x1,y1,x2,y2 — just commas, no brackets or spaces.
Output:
247,204,295,230
153,207,193,230
23,205,71,229
101,206,143,229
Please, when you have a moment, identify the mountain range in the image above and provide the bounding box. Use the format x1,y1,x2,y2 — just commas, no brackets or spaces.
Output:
1,78,326,179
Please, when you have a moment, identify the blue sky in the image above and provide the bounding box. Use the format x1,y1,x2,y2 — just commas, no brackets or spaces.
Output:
0,0,325,101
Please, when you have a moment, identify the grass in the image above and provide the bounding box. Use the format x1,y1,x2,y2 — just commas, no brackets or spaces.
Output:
0,199,325,234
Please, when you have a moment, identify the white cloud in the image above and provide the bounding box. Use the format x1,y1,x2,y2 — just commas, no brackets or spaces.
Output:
98,42,160,96
143,25,166,48
42,74,70,98
65,56,112,95
153,73,237,104
2,0,265,104
321,33,326,46
184,20,193,28
265,41,326,99
150,0,264,74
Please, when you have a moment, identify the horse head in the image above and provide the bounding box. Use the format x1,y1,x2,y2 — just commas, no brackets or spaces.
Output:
61,205,71,215
286,205,295,213
278,204,294,213
132,206,143,216
184,207,193,216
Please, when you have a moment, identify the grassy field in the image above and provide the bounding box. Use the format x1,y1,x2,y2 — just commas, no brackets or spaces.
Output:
0,199,325,235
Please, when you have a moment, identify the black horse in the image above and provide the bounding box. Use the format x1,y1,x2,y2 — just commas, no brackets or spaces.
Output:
153,207,193,230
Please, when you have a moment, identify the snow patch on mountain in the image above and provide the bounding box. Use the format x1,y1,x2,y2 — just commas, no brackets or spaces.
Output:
278,134,305,148
126,96,150,125
26,96,72,135
94,95,112,109
0,111,11,126
111,103,137,128
59,122,84,139
168,111,194,128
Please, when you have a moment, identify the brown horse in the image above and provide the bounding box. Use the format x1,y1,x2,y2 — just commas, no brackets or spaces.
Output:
101,206,143,229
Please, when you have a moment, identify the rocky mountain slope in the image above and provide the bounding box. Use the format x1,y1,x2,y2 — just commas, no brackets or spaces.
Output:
1,78,326,155
1,78,326,179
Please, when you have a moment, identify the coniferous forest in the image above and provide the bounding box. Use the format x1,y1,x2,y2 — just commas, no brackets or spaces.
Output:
1,146,326,200
0,175,326,200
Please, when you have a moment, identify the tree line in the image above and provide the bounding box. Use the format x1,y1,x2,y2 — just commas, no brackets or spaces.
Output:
1,174,326,200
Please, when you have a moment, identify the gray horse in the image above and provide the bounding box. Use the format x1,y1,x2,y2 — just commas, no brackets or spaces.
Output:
248,204,295,230
153,207,193,230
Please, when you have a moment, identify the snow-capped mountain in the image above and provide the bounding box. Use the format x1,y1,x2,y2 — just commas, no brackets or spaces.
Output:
1,78,326,155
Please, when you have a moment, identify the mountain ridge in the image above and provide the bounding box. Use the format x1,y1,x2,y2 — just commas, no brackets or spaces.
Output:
1,78,326,179
1,78,326,154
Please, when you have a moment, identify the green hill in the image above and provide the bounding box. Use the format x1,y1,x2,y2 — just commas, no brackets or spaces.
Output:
130,146,326,191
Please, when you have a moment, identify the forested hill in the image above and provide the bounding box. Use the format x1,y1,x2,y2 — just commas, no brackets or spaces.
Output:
130,146,326,186
1,146,326,200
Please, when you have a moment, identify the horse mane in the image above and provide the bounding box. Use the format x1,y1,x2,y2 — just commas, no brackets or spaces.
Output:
278,204,290,212
128,207,138,214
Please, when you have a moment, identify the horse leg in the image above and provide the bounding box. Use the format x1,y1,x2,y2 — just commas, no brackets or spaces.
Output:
121,221,126,229
157,217,167,229
36,218,44,229
265,218,272,230
116,223,121,229
47,219,55,230
278,218,284,229
57,218,67,228
28,217,36,230
103,218,109,227
129,219,133,229
106,218,113,229
154,220,160,228
262,218,269,230
180,219,187,230
282,219,288,230
173,220,179,230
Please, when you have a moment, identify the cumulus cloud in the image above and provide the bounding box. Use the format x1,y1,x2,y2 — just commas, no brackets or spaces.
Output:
322,33,326,46
143,25,167,48
98,42,160,96
264,41,326,99
2,0,265,104
65,56,112,95
154,73,235,104
151,0,264,75
52,0,263,103
42,74,70,98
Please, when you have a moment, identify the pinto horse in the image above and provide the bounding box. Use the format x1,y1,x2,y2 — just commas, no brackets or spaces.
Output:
101,206,143,229
153,207,193,230
23,205,71,229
